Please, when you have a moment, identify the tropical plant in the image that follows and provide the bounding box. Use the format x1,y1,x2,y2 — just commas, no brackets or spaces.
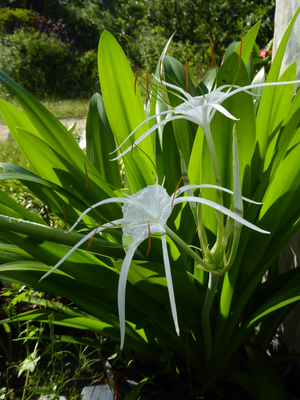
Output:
0,286,102,399
1,8,300,399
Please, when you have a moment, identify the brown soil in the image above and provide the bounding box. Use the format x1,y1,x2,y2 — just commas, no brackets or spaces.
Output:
0,117,86,141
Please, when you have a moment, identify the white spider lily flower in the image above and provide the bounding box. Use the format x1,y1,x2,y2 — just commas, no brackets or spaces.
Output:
111,78,300,161
40,182,269,348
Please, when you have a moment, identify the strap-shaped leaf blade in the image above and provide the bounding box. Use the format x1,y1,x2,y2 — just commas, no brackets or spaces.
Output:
86,93,121,188
98,31,155,193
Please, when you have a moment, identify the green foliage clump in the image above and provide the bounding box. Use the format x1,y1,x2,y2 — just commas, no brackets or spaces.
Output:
0,27,98,98
0,7,35,34
107,0,275,74
0,0,275,98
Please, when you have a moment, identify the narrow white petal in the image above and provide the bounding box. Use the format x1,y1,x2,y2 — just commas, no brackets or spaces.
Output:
68,198,126,233
208,103,239,121
40,222,119,281
232,125,243,224
112,114,200,160
173,196,270,234
110,110,171,155
176,184,263,204
161,234,180,336
118,241,139,348
227,80,300,99
152,74,191,101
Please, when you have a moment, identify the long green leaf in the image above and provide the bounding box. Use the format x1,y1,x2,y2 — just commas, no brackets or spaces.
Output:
245,345,286,400
86,93,121,188
98,31,155,193
255,7,300,163
0,85,117,207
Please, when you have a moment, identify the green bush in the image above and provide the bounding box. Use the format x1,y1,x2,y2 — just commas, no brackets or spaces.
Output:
0,27,98,98
0,0,275,98
0,7,35,34
74,49,99,95
104,0,275,75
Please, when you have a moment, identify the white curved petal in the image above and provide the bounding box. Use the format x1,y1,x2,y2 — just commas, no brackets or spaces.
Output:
208,103,239,121
176,184,263,204
110,110,171,155
161,234,180,336
173,196,270,234
112,114,200,160
40,222,120,281
227,80,300,99
118,241,140,349
69,198,127,233
152,74,191,101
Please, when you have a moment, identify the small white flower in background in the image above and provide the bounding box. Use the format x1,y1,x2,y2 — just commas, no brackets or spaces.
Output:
111,77,300,160
40,182,269,348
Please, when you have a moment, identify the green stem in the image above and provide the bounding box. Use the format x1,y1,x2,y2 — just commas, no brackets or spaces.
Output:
202,273,219,364
203,120,225,261
22,370,30,400
165,226,214,272
22,319,30,400
203,121,223,208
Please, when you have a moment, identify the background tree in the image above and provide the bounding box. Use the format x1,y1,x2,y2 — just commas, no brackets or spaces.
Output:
0,0,275,98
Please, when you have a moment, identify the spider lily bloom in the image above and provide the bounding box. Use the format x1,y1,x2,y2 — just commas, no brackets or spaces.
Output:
111,77,300,164
40,182,269,348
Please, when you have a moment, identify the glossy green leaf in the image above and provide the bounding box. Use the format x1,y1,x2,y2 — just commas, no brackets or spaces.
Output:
255,7,300,163
86,93,121,188
234,20,261,67
245,345,286,400
162,55,201,166
0,82,117,206
98,31,155,193
263,62,296,172
0,215,123,259
200,54,255,234
224,370,259,399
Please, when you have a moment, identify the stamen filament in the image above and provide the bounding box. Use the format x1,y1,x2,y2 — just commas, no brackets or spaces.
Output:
146,70,151,102
63,205,69,234
134,68,140,95
131,132,136,159
86,220,102,252
84,161,89,189
185,58,188,91
171,177,183,210
210,39,214,67
146,221,151,256
238,37,243,69
159,59,163,84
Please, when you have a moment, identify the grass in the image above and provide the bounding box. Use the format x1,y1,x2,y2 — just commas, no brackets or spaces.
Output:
0,95,90,123
41,99,90,119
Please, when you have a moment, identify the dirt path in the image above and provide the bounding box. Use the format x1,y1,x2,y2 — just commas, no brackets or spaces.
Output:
0,117,86,141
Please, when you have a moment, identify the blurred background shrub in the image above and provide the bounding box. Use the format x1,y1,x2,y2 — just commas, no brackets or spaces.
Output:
0,0,275,99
